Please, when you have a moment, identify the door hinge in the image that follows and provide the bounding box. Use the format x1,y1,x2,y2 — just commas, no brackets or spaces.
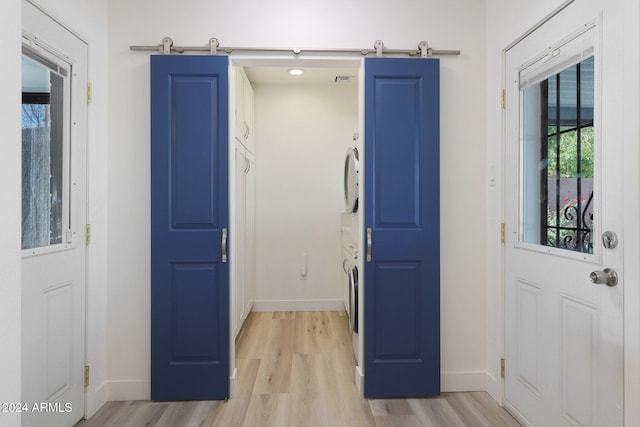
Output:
86,224,91,245
500,223,506,244
87,83,92,104
500,88,506,109
84,365,90,388
501,358,505,378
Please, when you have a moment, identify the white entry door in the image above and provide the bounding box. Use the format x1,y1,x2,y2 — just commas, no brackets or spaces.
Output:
21,2,88,426
504,2,624,427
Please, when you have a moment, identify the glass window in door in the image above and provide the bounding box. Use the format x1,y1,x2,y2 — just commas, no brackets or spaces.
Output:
520,42,595,255
21,47,69,251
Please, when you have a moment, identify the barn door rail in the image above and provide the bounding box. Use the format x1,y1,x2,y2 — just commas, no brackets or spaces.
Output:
130,37,460,58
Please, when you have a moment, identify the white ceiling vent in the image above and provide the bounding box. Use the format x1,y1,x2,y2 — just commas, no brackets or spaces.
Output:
334,75,354,84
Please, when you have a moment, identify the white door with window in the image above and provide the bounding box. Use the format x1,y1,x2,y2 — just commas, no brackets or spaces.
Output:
504,2,624,426
21,2,88,426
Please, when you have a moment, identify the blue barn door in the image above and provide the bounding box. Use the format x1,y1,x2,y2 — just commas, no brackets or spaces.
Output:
364,58,440,398
151,55,230,400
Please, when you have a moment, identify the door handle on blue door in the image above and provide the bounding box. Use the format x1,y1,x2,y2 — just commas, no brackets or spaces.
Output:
222,228,227,262
367,228,372,262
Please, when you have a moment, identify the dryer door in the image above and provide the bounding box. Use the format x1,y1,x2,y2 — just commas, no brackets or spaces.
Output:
344,147,359,213
352,265,358,333
342,258,350,312
348,265,358,333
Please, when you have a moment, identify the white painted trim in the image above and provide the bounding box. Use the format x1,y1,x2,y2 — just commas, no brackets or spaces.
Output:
503,0,576,53
107,380,150,401
251,299,345,312
228,61,238,399
622,1,640,426
86,381,108,418
485,371,501,403
0,1,22,425
441,371,490,392
25,0,88,44
229,367,238,398
355,365,364,394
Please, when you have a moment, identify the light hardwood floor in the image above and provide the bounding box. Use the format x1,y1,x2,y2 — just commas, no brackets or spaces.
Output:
79,311,521,427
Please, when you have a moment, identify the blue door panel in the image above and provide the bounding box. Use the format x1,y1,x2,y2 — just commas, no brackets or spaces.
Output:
171,76,220,229
151,55,229,401
364,58,440,398
373,262,422,358
171,263,220,361
374,78,422,229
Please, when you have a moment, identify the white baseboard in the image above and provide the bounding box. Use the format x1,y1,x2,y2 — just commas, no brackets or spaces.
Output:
229,368,238,398
351,370,489,395
86,381,108,418
441,371,490,392
484,371,502,404
104,372,491,402
106,372,240,402
251,299,344,312
355,365,364,394
107,380,150,401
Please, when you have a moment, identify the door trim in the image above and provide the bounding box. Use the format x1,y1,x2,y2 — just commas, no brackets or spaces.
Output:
620,1,640,425
227,56,365,396
504,1,576,53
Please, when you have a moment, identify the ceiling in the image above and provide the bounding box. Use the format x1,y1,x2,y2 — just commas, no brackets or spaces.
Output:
244,66,358,85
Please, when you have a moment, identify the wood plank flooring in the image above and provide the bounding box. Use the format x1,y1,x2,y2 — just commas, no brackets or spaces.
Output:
79,311,521,427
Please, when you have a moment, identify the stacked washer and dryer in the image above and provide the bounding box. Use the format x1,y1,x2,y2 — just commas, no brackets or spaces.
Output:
342,135,360,362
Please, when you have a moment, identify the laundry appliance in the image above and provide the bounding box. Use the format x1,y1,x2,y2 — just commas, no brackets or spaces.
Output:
341,221,359,366
344,146,359,214
342,230,358,335
341,135,361,362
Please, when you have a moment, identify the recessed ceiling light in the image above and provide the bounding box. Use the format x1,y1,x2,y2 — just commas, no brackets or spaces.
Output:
288,68,304,76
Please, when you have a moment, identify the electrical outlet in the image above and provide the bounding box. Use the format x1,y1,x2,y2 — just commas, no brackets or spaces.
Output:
300,253,308,280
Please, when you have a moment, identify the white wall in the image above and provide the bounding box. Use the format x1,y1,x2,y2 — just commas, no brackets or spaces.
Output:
252,82,357,309
485,2,640,425
0,1,23,425
107,0,488,399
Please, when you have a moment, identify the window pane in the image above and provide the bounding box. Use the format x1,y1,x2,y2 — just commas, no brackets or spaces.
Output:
21,55,66,250
522,56,594,254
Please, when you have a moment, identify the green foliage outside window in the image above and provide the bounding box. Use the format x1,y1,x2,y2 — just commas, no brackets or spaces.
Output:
547,126,594,179
545,125,594,252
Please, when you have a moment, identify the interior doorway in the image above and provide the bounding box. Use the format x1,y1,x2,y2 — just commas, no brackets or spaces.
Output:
229,59,362,391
